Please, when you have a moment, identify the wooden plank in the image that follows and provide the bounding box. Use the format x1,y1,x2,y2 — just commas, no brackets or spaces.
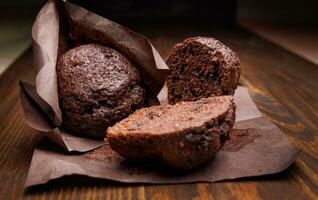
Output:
0,25,317,200
240,21,318,65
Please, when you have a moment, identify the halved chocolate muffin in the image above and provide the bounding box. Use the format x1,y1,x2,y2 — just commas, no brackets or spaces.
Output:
107,96,235,170
57,44,145,139
166,37,240,104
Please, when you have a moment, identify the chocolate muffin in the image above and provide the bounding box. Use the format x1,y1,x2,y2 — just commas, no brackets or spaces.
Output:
166,37,240,104
108,96,235,170
57,44,145,139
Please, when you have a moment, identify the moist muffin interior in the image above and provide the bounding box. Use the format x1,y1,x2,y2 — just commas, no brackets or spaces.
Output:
109,96,233,135
107,95,236,170
166,37,240,104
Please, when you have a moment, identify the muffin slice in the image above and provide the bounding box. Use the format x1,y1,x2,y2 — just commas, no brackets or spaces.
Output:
166,37,240,104
107,96,235,170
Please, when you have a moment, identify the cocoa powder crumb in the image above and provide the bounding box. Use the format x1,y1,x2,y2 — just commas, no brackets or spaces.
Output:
222,128,260,152
84,141,123,162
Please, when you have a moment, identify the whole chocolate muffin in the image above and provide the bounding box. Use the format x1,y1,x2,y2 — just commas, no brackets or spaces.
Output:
166,37,240,104
108,96,235,170
57,44,145,139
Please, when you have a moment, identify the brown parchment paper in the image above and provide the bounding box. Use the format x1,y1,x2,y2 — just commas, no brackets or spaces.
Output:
20,0,168,152
25,86,299,187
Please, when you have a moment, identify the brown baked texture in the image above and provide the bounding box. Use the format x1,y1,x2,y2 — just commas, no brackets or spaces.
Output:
57,44,145,139
107,96,235,170
166,37,240,104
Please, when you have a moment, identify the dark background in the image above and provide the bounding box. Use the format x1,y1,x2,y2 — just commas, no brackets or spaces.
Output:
0,0,317,75
1,0,318,24
68,0,237,25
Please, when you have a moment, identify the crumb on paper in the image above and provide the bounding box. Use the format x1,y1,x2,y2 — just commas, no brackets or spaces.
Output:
222,128,261,152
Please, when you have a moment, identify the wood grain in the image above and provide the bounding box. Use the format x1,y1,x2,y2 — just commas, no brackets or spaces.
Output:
0,24,318,200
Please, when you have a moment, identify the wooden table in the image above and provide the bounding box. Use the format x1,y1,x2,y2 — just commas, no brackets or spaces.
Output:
1,24,318,200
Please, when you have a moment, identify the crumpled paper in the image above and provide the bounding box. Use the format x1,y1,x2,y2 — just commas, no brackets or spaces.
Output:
20,0,168,152
24,86,299,187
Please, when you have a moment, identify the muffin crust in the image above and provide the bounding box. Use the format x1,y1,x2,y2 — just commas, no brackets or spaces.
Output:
57,44,145,138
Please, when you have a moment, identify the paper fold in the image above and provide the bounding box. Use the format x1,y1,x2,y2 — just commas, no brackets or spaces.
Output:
20,0,168,152
24,84,300,187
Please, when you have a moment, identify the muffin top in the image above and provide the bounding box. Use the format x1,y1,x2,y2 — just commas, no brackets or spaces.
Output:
57,44,145,138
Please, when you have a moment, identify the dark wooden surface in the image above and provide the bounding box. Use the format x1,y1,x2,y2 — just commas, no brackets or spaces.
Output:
0,24,318,199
